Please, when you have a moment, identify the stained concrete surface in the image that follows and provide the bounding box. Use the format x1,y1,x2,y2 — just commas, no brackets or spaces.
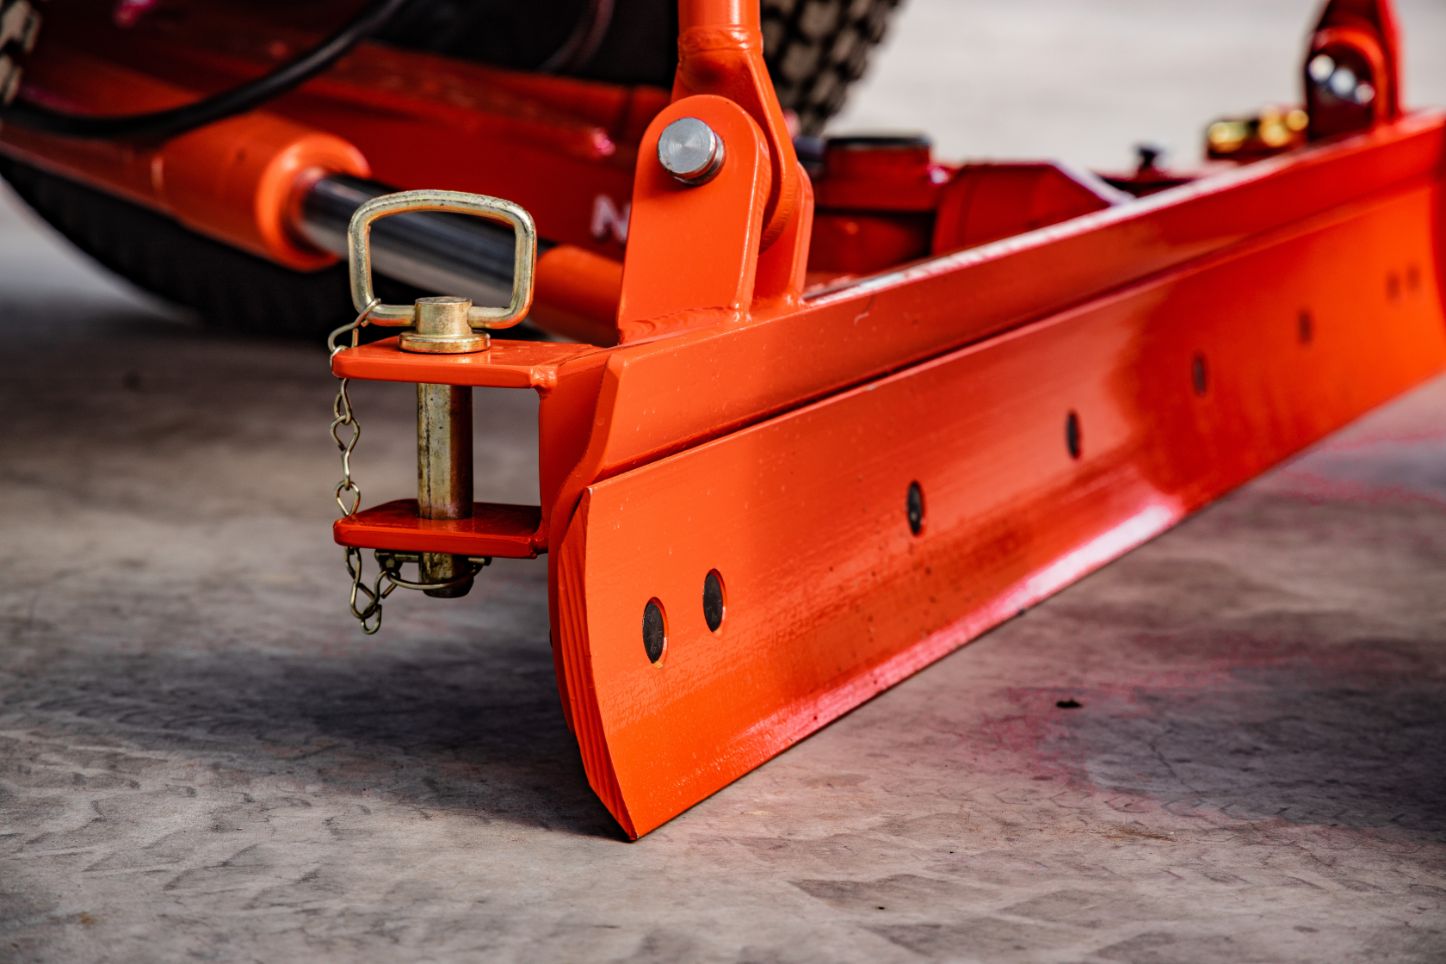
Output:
2,1,1446,962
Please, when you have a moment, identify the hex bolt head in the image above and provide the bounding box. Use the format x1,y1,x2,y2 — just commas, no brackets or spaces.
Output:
1309,53,1377,107
657,117,726,186
1328,65,1359,101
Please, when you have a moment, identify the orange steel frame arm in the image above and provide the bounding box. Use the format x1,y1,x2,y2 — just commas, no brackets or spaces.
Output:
4,0,1441,838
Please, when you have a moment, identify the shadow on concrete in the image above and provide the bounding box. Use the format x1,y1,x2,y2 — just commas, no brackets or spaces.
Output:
0,632,624,840
266,642,624,840
1042,631,1446,838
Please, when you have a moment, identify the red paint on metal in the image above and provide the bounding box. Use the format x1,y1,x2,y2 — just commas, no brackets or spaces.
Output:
1307,0,1403,139
553,179,1446,835
932,162,1127,252
330,109,1446,837
8,2,656,260
335,500,542,558
316,102,1446,836
333,337,597,390
616,96,773,336
0,53,369,269
809,138,941,275
675,0,805,250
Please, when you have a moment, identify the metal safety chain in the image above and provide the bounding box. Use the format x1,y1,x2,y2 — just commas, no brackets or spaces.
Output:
326,302,490,634
328,299,385,633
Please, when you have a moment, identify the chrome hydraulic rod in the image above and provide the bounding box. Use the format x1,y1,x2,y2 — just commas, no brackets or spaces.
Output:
297,174,554,305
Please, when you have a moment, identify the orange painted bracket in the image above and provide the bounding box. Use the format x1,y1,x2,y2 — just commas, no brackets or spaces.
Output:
332,337,598,389
616,95,773,335
334,500,543,558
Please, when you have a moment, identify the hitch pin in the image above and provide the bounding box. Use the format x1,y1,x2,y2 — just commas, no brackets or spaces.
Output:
344,190,538,598
406,297,482,596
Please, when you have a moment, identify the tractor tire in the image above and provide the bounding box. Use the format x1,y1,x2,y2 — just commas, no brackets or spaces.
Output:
758,0,904,134
380,0,904,135
0,0,902,337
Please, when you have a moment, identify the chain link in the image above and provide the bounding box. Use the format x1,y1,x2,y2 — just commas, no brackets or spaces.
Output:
344,548,489,636
345,545,391,634
328,301,374,517
329,301,387,632
327,301,490,634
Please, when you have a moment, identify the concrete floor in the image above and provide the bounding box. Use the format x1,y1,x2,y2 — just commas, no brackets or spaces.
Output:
2,2,1446,962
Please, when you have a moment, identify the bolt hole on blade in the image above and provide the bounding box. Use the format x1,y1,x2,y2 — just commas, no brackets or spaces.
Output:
703,569,726,633
643,599,667,665
906,481,925,536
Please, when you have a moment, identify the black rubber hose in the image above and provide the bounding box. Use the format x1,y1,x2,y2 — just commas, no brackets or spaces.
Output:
2,0,412,140
536,0,615,74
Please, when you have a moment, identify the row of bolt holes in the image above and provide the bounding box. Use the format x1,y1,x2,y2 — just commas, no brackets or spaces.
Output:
1069,305,1326,464
641,272,1419,664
